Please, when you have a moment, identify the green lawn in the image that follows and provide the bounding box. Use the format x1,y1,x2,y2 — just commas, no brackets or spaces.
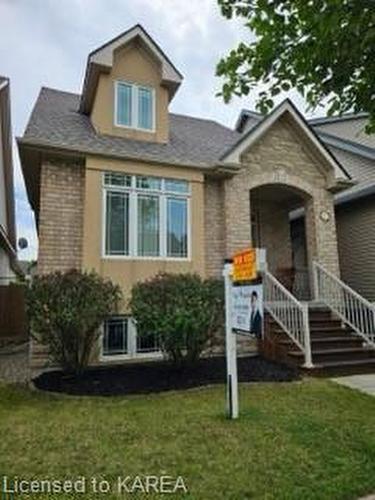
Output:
1,379,375,499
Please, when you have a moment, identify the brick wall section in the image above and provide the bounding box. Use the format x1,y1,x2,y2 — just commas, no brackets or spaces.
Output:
204,178,226,277
31,159,85,373
224,175,251,257
38,160,85,274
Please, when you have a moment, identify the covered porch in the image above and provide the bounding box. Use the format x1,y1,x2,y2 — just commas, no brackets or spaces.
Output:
250,183,315,300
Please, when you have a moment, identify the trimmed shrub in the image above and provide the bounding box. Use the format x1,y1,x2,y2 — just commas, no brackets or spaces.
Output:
27,269,122,374
130,273,224,365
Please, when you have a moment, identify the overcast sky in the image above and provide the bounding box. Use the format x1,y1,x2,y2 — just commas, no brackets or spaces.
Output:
1,0,313,261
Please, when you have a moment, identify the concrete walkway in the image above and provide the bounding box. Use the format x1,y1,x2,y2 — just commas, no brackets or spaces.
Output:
332,374,375,396
0,342,30,384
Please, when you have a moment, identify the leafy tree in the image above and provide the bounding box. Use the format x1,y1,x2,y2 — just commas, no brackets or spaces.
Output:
217,0,375,131
130,273,224,365
27,269,122,374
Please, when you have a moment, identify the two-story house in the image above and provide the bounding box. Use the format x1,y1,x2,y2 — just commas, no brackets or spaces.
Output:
18,25,375,373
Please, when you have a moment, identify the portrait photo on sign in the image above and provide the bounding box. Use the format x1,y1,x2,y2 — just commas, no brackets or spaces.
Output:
231,283,263,339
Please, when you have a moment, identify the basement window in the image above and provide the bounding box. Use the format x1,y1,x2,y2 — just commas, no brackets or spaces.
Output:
102,317,128,356
102,317,160,359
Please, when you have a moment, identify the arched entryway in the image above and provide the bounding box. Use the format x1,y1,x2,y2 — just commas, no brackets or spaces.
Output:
250,183,314,299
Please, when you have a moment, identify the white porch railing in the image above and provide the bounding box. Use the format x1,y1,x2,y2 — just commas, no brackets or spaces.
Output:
263,270,313,368
313,261,375,347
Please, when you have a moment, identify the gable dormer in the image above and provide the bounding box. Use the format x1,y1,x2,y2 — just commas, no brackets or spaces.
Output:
80,25,183,144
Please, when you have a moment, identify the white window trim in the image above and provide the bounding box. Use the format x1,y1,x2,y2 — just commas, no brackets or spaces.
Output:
102,173,191,261
114,80,156,133
99,317,163,362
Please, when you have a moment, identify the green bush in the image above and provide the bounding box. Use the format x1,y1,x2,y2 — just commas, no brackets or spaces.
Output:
130,273,224,365
27,269,122,374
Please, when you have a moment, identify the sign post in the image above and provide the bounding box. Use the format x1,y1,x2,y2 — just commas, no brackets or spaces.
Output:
223,262,238,419
223,248,266,419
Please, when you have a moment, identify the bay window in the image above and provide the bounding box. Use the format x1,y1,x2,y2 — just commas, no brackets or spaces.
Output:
103,173,189,259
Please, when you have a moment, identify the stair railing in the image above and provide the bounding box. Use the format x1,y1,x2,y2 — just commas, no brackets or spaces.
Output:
313,261,375,347
263,270,313,368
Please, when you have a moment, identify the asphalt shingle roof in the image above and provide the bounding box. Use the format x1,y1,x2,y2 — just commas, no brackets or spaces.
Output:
20,88,375,205
20,87,240,168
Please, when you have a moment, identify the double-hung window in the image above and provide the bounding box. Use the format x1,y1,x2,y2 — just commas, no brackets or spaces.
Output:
103,173,190,259
115,81,154,131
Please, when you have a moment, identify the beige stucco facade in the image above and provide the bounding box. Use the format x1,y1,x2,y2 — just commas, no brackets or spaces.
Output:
91,41,169,143
82,156,205,309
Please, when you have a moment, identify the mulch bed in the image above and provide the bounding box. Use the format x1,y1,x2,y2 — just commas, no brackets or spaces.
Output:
33,355,299,397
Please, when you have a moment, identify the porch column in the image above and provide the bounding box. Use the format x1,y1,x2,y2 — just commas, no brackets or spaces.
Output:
223,175,251,257
305,192,340,276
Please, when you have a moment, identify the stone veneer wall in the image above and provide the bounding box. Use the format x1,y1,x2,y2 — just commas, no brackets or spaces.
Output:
223,115,340,276
38,160,85,275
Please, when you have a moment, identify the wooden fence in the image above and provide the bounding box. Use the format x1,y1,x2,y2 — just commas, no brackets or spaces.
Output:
0,284,28,340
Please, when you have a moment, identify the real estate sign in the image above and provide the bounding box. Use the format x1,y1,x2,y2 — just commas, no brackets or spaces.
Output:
223,247,267,419
232,283,263,338
232,248,257,282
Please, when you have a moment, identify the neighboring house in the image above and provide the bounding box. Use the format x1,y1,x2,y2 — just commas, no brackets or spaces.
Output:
17,25,374,370
0,76,17,284
0,77,27,342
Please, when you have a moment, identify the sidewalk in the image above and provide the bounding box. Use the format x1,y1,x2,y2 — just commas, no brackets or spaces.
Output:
332,374,375,397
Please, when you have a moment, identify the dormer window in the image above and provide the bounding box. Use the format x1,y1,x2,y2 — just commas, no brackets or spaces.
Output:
115,81,154,131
